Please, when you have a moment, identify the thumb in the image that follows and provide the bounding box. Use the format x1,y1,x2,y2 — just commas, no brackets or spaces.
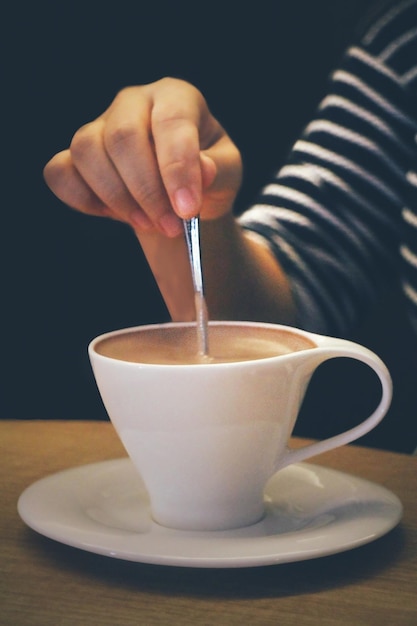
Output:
200,153,217,190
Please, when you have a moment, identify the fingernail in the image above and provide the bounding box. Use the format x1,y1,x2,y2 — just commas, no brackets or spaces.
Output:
174,187,197,218
158,213,183,237
131,210,153,231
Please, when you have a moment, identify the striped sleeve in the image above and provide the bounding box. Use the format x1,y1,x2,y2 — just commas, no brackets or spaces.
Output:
239,0,417,336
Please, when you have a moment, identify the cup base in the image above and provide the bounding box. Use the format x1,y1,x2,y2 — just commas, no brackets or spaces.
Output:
151,504,266,532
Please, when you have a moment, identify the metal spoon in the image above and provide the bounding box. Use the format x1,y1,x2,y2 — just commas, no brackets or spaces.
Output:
183,217,209,356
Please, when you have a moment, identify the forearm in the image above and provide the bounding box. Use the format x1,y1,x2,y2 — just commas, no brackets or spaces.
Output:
201,214,295,324
136,229,196,321
136,213,296,325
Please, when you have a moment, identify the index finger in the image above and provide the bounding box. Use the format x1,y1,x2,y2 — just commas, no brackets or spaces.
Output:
150,78,223,219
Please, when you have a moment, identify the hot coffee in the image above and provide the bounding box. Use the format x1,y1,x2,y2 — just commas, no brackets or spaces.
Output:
95,323,316,365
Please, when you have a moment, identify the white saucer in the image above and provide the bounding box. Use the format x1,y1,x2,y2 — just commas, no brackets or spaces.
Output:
17,458,402,569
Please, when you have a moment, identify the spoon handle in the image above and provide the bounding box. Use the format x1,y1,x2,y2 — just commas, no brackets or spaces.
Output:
183,217,209,356
183,217,204,295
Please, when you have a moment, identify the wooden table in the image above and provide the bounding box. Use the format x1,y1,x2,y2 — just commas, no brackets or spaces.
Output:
1,420,416,626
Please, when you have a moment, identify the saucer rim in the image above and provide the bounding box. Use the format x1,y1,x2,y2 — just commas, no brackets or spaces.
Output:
17,458,403,569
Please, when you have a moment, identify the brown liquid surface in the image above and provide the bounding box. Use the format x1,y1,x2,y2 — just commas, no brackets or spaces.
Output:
95,324,315,365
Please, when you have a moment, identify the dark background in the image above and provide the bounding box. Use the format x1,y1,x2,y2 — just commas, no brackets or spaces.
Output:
2,1,416,452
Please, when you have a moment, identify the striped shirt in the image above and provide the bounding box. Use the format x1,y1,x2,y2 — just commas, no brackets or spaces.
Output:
240,0,417,337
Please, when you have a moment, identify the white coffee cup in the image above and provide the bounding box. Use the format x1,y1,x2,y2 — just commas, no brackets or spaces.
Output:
88,321,392,531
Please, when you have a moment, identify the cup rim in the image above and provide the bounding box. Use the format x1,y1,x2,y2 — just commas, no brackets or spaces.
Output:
88,320,318,368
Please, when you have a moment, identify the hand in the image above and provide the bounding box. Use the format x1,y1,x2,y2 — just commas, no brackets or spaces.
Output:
43,78,242,237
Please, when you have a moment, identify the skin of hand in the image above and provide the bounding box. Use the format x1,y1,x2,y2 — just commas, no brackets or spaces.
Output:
43,77,295,324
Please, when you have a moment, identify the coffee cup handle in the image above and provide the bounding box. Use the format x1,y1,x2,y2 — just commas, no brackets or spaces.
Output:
276,338,393,471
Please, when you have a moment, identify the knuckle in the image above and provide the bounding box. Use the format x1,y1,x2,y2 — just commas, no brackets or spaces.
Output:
43,152,66,182
69,122,98,162
160,156,192,179
103,121,138,157
137,180,166,212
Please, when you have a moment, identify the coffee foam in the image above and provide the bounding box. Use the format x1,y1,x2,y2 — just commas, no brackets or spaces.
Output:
96,324,315,365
